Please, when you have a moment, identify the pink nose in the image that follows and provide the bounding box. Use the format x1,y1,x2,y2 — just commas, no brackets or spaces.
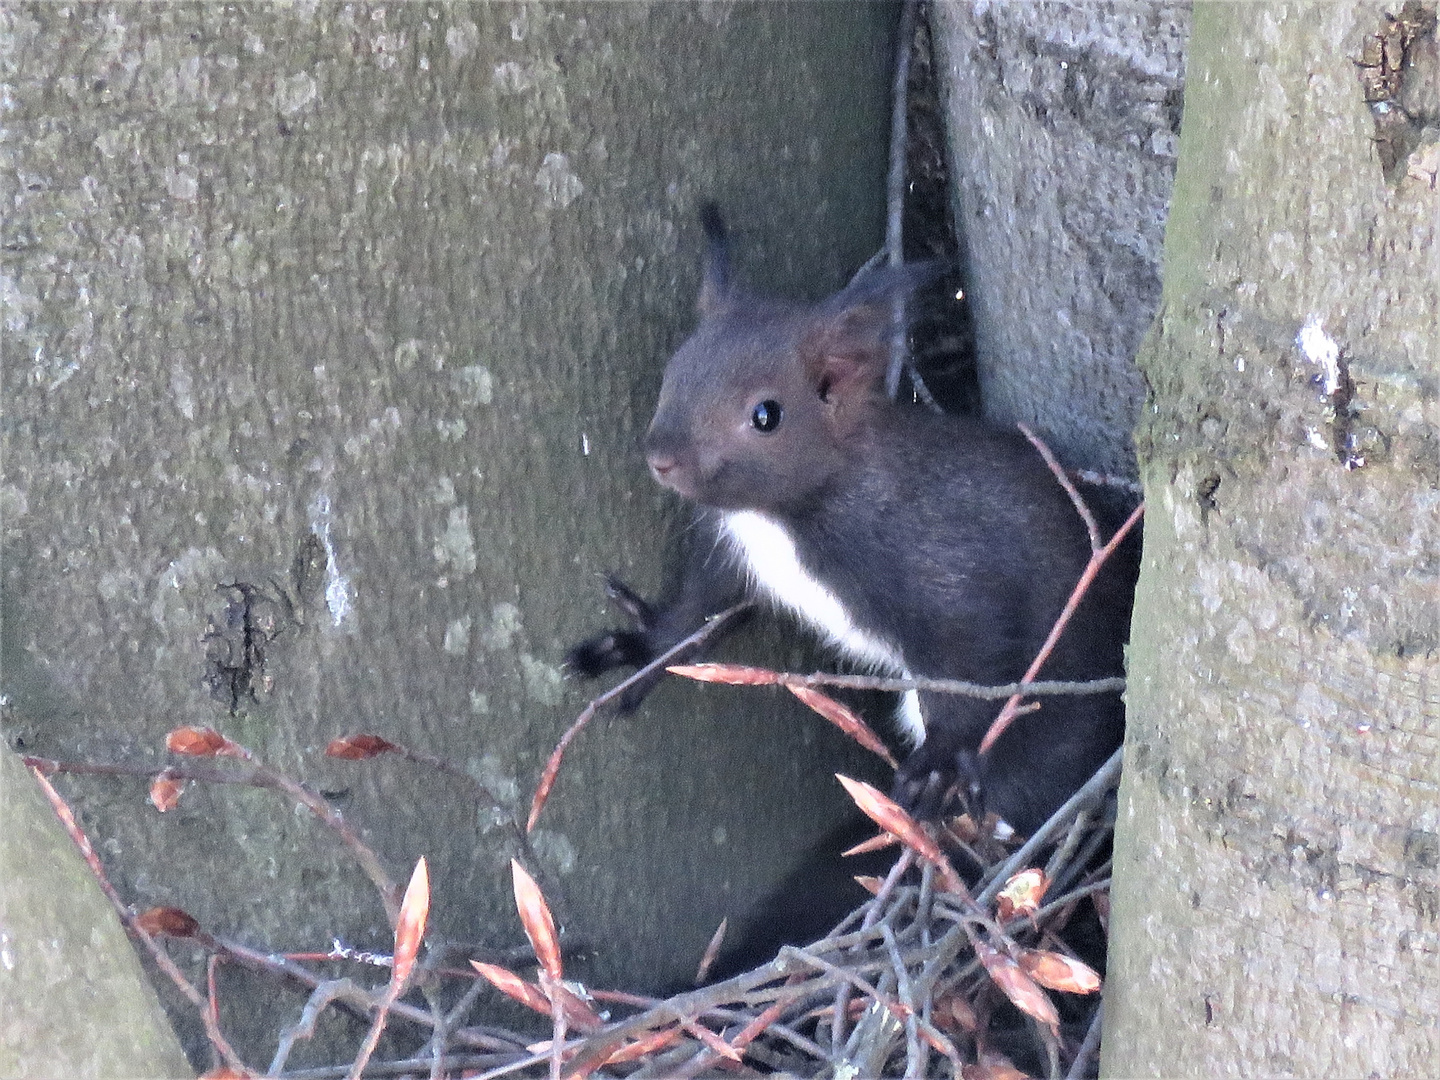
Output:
647,452,677,480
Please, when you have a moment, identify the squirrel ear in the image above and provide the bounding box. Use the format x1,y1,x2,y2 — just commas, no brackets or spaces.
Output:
802,261,946,404
801,300,891,406
697,202,732,316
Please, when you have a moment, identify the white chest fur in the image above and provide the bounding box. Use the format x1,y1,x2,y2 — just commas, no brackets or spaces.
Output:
719,509,926,745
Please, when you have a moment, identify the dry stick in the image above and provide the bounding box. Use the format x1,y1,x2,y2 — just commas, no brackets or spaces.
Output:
766,668,1126,700
1043,807,1095,883
272,978,373,1074
976,748,1123,908
884,0,937,413
881,923,926,1079
269,1054,517,1080
783,945,959,1065
832,848,916,1054
1027,878,1111,928
559,966,829,1079
527,600,752,831
211,935,523,1058
26,753,402,927
1064,999,1105,1080
537,970,566,1080
846,966,902,1073
590,987,832,1064
469,1042,590,1080
27,766,250,1074
347,985,402,1080
979,501,1145,756
1047,806,1117,901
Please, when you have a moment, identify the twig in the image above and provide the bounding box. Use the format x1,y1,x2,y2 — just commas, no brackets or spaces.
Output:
27,766,250,1074
209,934,522,1054
976,748,1123,908
782,945,958,1064
1064,999,1105,1080
1043,808,1095,883
789,668,1125,699
886,0,920,405
833,847,916,1055
882,923,925,1078
271,978,373,1075
885,0,916,276
271,1053,522,1080
1020,424,1101,550
25,752,402,926
979,501,1144,755
1028,878,1111,927
527,601,752,831
975,425,1143,754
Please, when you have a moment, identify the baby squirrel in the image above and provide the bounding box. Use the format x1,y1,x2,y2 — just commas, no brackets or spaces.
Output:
567,206,1137,835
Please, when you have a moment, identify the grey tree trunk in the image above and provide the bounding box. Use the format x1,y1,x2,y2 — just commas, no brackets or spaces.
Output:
1,2,895,1067
0,746,192,1078
1105,3,1439,1076
933,0,1191,477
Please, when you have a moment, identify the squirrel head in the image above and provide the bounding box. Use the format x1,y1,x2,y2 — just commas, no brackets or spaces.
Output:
644,205,935,513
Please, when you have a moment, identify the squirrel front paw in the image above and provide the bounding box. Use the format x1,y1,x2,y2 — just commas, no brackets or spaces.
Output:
891,740,985,823
563,576,668,711
563,628,654,677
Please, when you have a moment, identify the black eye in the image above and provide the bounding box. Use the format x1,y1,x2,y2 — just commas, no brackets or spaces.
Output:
750,399,783,433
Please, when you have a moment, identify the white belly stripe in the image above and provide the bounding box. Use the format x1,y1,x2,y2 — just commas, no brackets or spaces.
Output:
719,510,927,745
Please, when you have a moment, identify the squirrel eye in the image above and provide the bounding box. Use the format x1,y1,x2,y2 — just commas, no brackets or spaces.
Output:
750,399,783,433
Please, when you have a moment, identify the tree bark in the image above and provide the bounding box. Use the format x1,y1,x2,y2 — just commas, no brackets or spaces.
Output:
0,746,193,1078
0,2,895,1065
933,0,1191,478
1105,3,1439,1076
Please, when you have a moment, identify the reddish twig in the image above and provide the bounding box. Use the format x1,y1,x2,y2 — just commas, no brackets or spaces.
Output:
27,766,250,1074
979,503,1144,755
527,601,752,832
979,426,1145,755
26,751,402,927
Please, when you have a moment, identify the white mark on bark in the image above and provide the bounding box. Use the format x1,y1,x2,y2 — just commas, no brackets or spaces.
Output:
446,20,479,59
275,72,317,116
1296,318,1341,395
443,615,471,655
310,492,353,626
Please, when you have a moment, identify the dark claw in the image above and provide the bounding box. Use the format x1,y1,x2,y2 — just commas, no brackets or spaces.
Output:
603,574,654,626
892,742,986,823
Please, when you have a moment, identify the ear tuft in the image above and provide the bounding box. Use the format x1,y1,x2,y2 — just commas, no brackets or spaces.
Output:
697,202,731,316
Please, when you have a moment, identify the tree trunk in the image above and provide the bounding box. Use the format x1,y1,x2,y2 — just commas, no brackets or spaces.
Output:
932,0,1191,478
0,2,895,1066
1105,3,1439,1076
0,746,192,1078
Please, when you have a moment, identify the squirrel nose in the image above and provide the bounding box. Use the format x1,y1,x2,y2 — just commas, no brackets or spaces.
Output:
646,451,678,479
